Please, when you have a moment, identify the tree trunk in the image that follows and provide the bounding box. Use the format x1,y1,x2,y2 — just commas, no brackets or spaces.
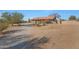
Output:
55,20,58,24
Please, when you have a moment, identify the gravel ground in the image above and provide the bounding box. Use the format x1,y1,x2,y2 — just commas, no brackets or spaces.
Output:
0,26,33,49
27,21,79,49
0,21,79,49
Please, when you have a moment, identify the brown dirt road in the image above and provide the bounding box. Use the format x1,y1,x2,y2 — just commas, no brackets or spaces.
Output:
28,21,79,49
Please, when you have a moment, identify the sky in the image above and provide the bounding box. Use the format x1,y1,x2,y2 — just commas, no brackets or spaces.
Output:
0,10,79,20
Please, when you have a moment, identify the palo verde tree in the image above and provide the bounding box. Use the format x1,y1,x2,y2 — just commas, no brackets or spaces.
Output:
11,12,24,25
0,17,9,33
1,12,24,25
0,12,24,33
1,12,11,24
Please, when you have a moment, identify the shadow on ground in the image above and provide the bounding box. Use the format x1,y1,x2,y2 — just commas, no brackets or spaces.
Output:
5,36,49,49
3,30,22,34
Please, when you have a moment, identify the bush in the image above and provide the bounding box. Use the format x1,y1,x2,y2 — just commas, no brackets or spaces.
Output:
69,16,77,21
0,18,9,33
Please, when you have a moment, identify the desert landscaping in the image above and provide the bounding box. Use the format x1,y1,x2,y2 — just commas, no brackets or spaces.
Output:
0,21,79,49
28,21,79,48
0,10,79,49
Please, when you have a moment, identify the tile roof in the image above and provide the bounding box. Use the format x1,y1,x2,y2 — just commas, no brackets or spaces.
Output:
32,16,55,21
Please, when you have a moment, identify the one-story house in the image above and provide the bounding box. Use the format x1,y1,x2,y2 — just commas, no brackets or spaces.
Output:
31,16,58,25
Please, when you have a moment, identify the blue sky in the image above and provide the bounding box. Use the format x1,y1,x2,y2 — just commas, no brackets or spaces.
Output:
0,10,79,20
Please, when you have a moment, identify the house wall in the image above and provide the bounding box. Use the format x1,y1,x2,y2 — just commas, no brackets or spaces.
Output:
32,19,47,25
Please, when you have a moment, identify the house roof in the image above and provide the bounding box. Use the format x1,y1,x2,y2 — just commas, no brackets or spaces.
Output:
32,16,55,21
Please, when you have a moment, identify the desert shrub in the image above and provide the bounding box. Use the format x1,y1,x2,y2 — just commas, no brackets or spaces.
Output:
0,18,9,33
69,16,77,21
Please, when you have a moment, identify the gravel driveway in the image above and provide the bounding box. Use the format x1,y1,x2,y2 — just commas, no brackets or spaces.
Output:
0,26,33,49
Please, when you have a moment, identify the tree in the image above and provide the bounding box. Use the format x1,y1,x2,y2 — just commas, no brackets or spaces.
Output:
1,12,10,18
69,16,77,21
49,13,61,24
1,12,24,25
0,12,24,33
11,12,24,24
0,17,9,33
1,12,11,24
49,13,61,18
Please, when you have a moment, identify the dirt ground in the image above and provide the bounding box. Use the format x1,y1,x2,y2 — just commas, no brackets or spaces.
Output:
27,21,79,49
